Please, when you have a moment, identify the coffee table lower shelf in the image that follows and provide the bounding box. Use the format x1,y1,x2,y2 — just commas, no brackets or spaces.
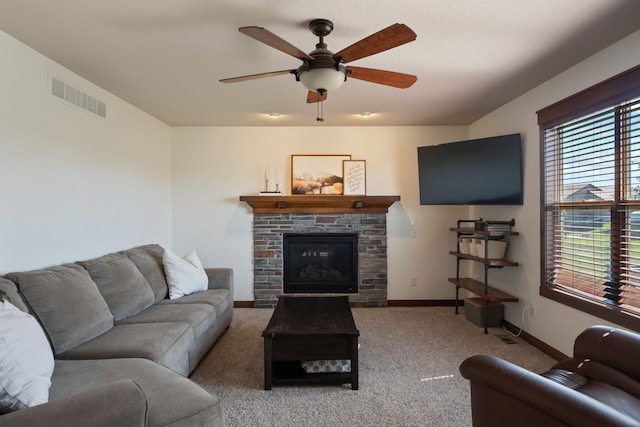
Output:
272,361,352,386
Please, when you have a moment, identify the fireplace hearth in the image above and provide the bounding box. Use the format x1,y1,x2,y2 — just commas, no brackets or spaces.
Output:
283,233,358,294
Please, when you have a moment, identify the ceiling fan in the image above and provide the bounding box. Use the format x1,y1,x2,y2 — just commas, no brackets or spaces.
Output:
220,19,417,117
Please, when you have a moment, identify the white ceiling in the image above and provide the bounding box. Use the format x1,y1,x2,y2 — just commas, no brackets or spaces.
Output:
2,0,640,126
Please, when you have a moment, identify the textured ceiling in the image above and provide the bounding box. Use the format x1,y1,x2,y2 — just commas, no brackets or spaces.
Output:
2,0,640,126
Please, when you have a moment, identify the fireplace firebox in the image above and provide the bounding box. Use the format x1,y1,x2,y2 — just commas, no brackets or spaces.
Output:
283,233,358,294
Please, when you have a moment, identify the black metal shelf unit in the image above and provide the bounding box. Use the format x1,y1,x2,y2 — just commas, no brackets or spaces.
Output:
448,218,519,333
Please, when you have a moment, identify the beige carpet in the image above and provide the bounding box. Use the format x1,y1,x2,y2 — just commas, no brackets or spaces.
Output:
191,306,556,426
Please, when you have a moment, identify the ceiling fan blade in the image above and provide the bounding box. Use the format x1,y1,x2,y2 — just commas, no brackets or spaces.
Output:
306,91,327,103
333,23,416,63
239,26,314,61
347,66,417,88
220,69,295,83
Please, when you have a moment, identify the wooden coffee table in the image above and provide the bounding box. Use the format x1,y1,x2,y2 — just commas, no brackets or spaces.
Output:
262,296,360,390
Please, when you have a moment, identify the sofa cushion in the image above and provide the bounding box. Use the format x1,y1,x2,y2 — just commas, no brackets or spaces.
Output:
0,277,29,313
553,357,640,420
50,359,222,427
57,322,194,376
577,380,640,421
0,300,54,413
0,379,148,427
158,288,232,315
78,253,155,321
163,249,208,300
6,264,113,355
117,303,216,343
121,244,169,303
541,369,588,389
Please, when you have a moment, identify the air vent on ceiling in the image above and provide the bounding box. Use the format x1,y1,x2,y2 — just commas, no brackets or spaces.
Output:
50,76,107,118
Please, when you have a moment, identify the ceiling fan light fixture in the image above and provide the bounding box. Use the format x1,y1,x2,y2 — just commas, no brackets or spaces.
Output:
299,68,346,92
222,20,418,117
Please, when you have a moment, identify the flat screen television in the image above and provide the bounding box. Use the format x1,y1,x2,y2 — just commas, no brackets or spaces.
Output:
417,133,523,205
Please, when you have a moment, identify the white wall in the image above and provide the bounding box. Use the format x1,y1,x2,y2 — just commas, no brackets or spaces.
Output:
0,31,172,272
468,29,640,355
171,126,467,301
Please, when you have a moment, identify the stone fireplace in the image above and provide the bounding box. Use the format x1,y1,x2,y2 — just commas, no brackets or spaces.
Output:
240,195,399,308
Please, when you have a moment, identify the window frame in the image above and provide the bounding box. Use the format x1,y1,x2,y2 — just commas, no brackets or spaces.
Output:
538,64,640,331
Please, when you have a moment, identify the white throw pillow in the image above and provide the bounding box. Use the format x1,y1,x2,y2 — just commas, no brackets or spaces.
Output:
163,249,209,299
0,300,54,413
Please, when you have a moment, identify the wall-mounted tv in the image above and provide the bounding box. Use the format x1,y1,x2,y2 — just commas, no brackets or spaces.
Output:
417,133,523,205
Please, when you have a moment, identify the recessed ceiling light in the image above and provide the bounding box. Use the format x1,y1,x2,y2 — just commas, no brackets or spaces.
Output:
267,112,280,118
359,112,372,118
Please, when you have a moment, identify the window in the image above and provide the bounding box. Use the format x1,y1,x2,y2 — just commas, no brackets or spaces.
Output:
539,65,640,330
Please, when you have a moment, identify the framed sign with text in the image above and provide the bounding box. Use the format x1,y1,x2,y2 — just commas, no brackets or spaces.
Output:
343,160,366,195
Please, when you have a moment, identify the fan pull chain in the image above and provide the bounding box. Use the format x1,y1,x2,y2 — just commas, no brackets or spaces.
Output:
316,98,324,122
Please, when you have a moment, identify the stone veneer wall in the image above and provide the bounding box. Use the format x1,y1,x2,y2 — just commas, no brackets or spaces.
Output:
252,213,389,308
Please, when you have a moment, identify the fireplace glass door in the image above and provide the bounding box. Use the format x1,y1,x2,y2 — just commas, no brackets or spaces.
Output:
283,233,358,293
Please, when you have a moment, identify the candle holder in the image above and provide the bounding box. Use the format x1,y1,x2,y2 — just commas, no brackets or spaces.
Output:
259,190,283,196
259,167,282,195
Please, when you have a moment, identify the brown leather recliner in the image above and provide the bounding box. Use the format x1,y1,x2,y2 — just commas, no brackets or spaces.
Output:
459,325,640,427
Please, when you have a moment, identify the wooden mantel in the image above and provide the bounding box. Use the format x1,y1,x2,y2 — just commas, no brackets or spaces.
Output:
239,195,400,214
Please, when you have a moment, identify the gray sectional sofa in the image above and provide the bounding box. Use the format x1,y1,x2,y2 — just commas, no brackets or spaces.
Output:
0,244,233,426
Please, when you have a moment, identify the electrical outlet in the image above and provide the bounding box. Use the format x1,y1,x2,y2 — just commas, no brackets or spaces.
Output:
410,276,417,287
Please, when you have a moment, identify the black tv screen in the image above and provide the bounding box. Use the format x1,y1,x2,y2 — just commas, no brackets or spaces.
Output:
417,133,523,205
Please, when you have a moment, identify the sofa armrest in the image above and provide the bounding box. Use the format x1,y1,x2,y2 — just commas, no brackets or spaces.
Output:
0,380,148,427
459,354,638,427
573,325,640,381
205,268,233,292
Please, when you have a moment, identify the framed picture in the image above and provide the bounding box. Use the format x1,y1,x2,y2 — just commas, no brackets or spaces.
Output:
291,154,351,195
343,160,366,195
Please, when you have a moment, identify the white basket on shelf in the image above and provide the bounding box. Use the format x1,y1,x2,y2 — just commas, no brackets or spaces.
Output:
476,239,508,259
469,238,479,256
458,237,472,254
